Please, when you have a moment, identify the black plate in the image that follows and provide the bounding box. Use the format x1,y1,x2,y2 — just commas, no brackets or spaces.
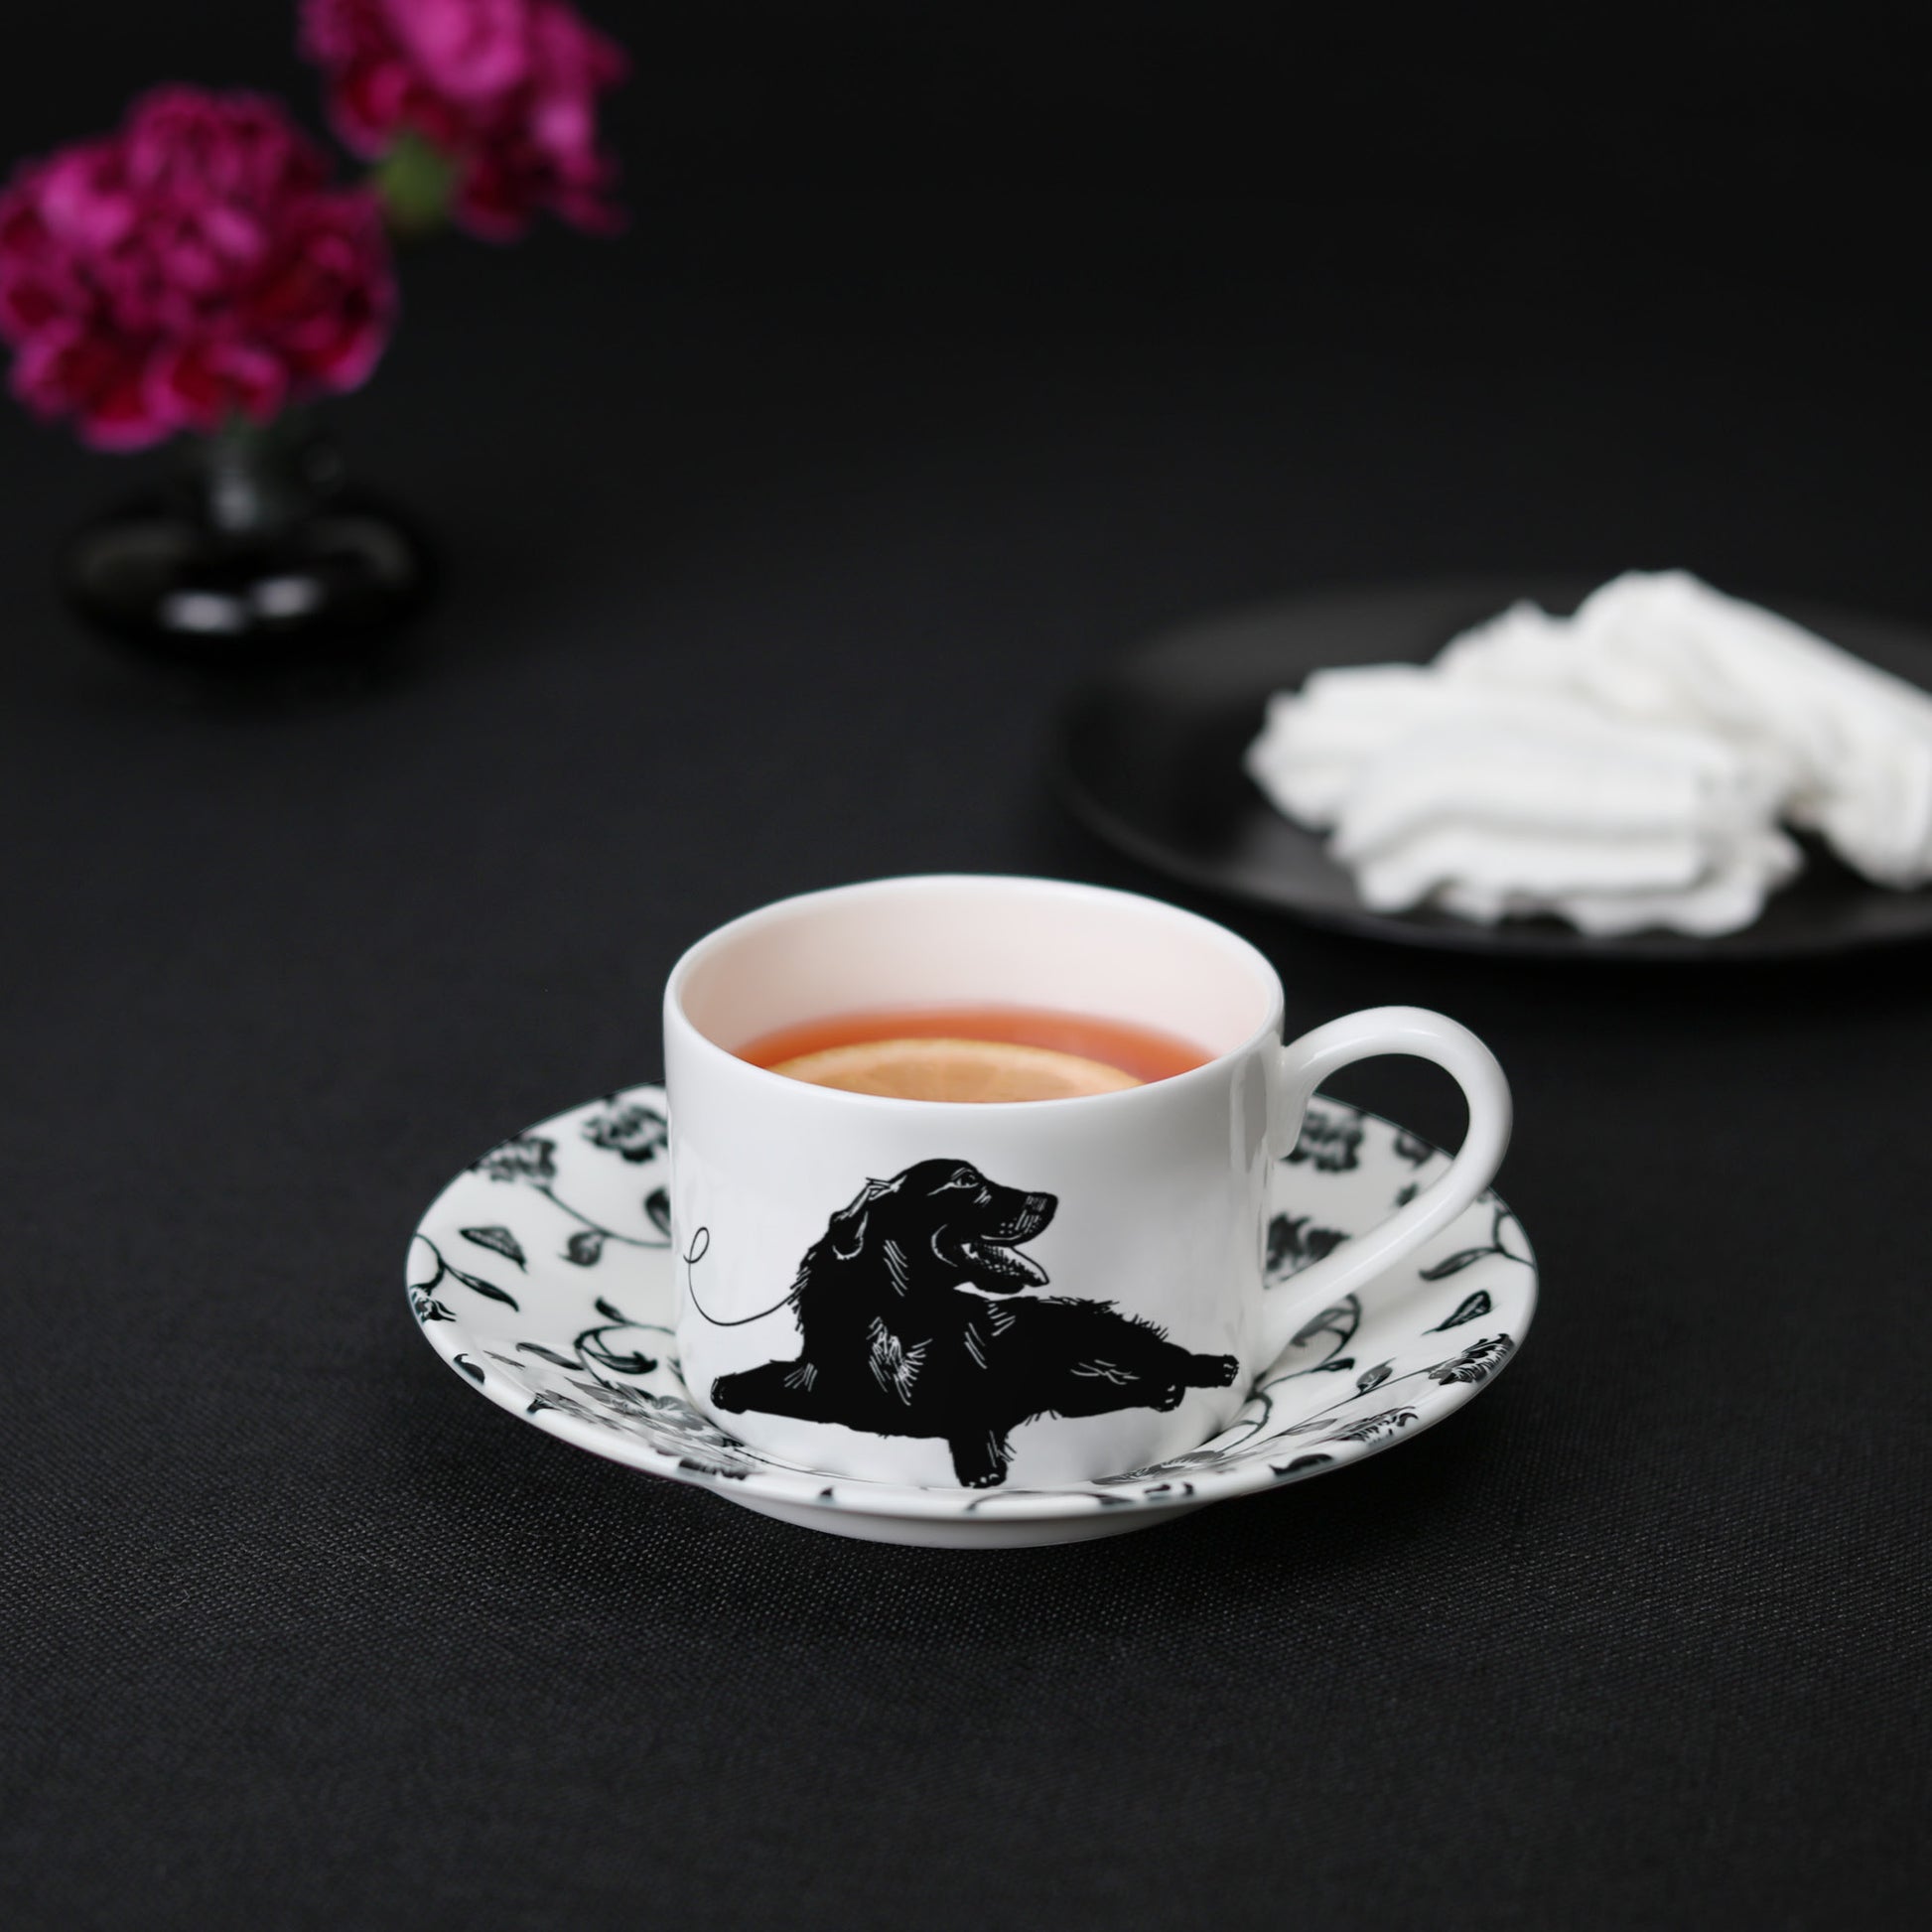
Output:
1057,577,1932,961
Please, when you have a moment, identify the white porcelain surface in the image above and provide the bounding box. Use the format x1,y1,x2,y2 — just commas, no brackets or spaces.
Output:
663,875,1510,1490
406,1084,1537,1548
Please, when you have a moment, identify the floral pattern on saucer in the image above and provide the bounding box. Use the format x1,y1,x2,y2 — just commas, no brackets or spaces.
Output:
408,1087,1536,1528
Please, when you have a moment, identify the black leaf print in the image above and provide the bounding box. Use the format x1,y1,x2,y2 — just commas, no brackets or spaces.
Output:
526,1382,660,1442
595,1298,626,1323
644,1186,672,1237
1393,1128,1434,1167
1265,1214,1293,1272
445,1265,519,1311
1393,1182,1419,1207
1428,1334,1516,1386
410,1291,453,1323
565,1376,657,1417
474,1135,557,1184
678,1456,750,1480
1282,1413,1345,1436
583,1101,668,1164
1272,1453,1333,1475
518,1342,580,1368
1266,1213,1348,1281
1155,1450,1233,1478
1427,1290,1493,1332
1266,1294,1363,1382
1287,1102,1364,1173
468,1148,664,1254
1418,1205,1530,1284
1291,1300,1359,1353
584,1344,656,1377
518,1377,769,1469
460,1225,527,1270
1355,1361,1393,1394
1326,1407,1419,1444
454,1354,484,1384
1419,1246,1494,1281
579,1325,657,1375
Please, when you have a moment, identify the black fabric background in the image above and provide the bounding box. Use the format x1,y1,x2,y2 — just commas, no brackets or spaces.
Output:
4,6,1930,1927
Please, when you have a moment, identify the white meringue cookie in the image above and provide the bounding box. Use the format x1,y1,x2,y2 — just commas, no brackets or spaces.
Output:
1245,571,1932,936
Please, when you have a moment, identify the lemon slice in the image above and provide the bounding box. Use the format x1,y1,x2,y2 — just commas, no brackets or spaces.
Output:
768,1036,1142,1102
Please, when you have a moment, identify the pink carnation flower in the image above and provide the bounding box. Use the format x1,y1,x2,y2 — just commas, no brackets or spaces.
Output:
0,87,394,451
301,0,627,239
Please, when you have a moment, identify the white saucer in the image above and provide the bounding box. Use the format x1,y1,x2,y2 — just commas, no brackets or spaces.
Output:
407,1086,1538,1547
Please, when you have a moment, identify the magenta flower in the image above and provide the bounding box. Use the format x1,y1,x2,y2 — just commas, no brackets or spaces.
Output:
301,0,627,240
0,87,394,451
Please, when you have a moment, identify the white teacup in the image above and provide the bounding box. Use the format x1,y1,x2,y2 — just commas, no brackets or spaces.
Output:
665,875,1510,1490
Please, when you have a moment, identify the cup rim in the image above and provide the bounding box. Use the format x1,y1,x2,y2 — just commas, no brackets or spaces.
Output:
664,873,1286,1113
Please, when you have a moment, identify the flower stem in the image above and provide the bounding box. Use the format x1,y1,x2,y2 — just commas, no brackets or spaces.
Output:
534,1183,663,1248
372,131,457,240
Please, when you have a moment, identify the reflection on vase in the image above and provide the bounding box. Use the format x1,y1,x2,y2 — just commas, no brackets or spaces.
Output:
60,416,434,682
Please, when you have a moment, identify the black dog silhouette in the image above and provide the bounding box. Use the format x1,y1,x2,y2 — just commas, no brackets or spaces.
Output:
709,1158,1240,1487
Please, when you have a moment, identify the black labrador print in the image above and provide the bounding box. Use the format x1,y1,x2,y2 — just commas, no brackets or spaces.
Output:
708,1158,1239,1487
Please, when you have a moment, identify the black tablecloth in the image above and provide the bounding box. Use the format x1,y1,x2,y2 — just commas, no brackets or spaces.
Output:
7,12,1932,1926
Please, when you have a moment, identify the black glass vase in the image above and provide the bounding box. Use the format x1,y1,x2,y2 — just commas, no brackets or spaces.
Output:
60,418,434,684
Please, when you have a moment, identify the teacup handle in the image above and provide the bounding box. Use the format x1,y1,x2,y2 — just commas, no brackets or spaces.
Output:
1261,1006,1513,1366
